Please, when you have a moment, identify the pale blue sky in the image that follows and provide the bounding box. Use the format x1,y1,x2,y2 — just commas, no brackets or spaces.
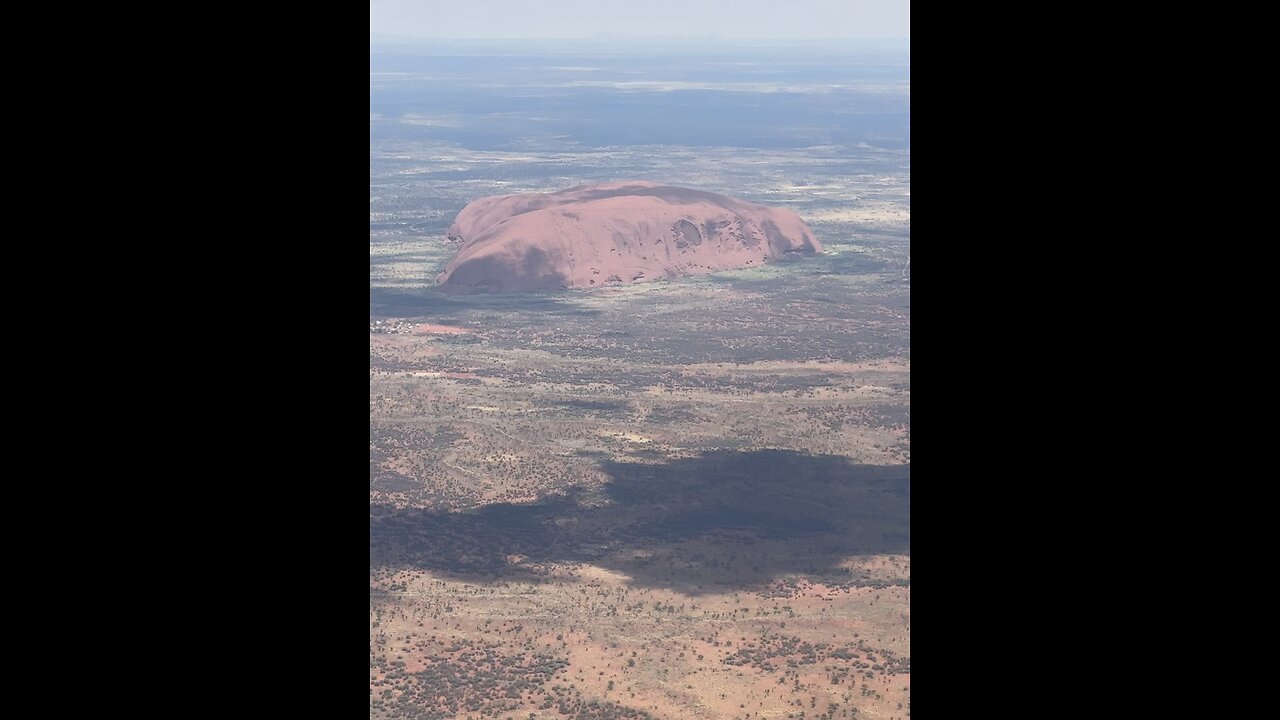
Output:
370,0,909,40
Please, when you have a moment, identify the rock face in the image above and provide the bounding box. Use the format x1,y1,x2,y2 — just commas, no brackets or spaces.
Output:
438,181,821,292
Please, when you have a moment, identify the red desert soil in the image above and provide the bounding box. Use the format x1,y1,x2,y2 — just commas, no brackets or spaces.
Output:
413,323,471,335
438,180,821,292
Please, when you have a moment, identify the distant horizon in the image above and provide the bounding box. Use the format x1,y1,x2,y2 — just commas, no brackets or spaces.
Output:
371,33,909,42
371,0,909,41
370,33,910,54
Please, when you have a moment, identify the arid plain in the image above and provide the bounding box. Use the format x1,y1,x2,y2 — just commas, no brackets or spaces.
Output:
372,43,909,720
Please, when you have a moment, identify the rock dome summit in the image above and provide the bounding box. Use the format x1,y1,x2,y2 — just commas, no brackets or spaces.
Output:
437,181,821,292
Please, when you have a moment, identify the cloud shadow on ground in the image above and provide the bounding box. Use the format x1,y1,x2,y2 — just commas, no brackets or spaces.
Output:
370,449,908,594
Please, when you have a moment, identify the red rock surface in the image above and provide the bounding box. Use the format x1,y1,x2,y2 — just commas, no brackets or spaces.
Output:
438,181,821,292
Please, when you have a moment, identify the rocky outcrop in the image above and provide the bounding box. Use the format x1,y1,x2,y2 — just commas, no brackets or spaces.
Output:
438,181,821,292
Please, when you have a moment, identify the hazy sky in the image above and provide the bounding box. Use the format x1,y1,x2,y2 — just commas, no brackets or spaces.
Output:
370,0,909,40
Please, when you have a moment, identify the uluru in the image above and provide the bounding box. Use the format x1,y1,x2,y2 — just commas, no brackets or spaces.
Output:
437,181,821,292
